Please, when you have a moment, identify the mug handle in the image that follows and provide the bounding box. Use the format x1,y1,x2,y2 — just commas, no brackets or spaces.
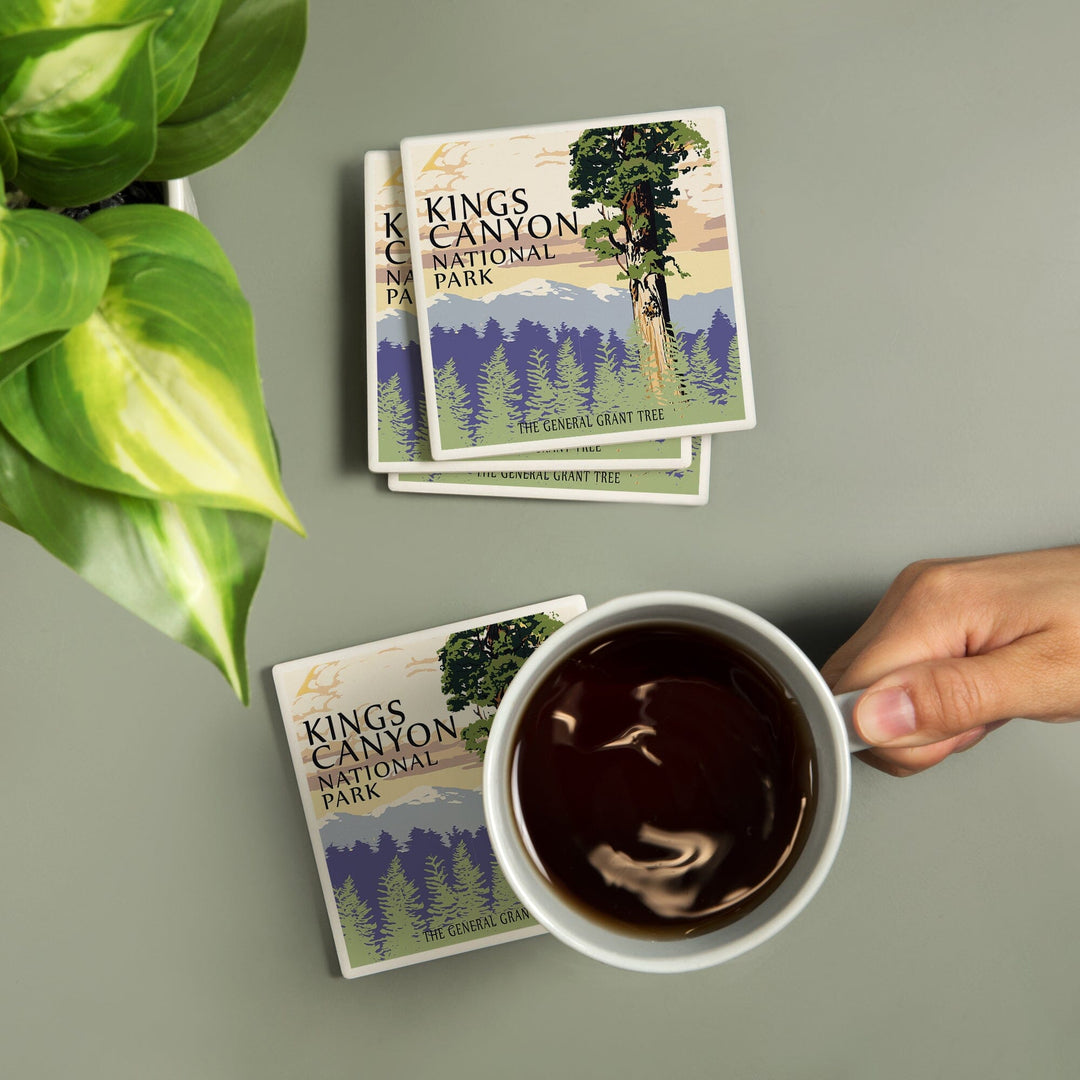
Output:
834,689,871,753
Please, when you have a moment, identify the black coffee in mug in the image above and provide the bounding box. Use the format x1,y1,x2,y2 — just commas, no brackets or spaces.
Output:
510,622,818,938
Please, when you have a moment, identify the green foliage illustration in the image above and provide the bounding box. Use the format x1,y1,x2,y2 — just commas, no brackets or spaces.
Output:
334,876,381,965
722,336,742,412
451,840,490,921
525,347,558,423
435,323,742,452
377,855,427,959
591,333,624,413
423,841,491,926
424,854,464,927
688,330,721,404
553,337,589,413
436,613,565,759
332,833,533,968
377,372,418,461
474,343,522,444
490,858,519,913
433,357,475,448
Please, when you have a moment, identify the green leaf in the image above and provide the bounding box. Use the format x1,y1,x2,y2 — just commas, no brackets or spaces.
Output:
145,0,306,180
83,201,239,284
0,18,162,206
0,482,21,529
0,2,223,122
0,329,68,385
0,204,110,350
123,0,223,121
0,419,268,701
0,2,50,35
0,117,17,182
0,204,303,532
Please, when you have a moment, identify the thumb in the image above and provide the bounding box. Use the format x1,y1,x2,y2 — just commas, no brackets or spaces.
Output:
853,641,1044,747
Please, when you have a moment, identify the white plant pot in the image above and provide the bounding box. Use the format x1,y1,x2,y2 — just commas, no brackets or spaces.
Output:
166,178,198,219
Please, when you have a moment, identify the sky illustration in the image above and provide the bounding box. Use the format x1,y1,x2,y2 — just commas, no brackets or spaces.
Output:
404,112,735,301
283,643,484,822
370,154,413,314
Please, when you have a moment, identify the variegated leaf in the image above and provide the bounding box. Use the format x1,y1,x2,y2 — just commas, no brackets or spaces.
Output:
0,420,269,702
0,18,161,206
0,204,303,532
84,201,238,283
145,0,306,179
0,1,223,122
0,329,67,385
0,201,110,350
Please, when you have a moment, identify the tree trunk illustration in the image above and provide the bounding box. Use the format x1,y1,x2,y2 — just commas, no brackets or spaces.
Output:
618,126,675,394
569,118,712,401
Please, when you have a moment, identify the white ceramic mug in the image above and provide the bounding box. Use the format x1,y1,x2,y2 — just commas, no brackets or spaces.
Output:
483,591,867,974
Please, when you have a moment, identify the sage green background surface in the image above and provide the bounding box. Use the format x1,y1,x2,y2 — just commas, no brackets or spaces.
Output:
4,2,1080,1077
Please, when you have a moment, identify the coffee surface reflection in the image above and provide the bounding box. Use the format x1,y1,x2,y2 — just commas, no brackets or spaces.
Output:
510,623,817,937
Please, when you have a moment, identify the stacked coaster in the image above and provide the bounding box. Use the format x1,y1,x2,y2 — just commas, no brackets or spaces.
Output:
366,107,754,505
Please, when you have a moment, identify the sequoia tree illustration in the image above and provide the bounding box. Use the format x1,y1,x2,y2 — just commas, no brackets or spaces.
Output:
568,121,712,394
437,614,564,759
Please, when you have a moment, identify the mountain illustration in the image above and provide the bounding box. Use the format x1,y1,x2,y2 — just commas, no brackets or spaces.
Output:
319,786,486,851
376,305,420,344
670,288,737,336
426,277,733,338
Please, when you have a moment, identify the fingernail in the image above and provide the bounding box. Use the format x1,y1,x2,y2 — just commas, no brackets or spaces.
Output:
858,686,917,743
953,726,987,753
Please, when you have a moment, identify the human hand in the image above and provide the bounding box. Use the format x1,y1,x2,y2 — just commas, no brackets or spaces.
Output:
821,546,1080,776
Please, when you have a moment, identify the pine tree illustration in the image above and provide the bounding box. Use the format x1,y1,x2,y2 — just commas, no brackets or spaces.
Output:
377,373,416,460
686,331,721,405
334,875,382,965
433,358,475,448
451,840,490,921
377,855,426,958
490,857,520,914
414,383,431,452
591,335,624,414
658,328,692,408
553,338,590,414
622,323,661,412
719,335,742,409
425,853,463,929
475,344,523,444
525,347,559,423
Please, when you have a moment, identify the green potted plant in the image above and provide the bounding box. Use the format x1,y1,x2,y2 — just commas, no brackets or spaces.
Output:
0,0,307,702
